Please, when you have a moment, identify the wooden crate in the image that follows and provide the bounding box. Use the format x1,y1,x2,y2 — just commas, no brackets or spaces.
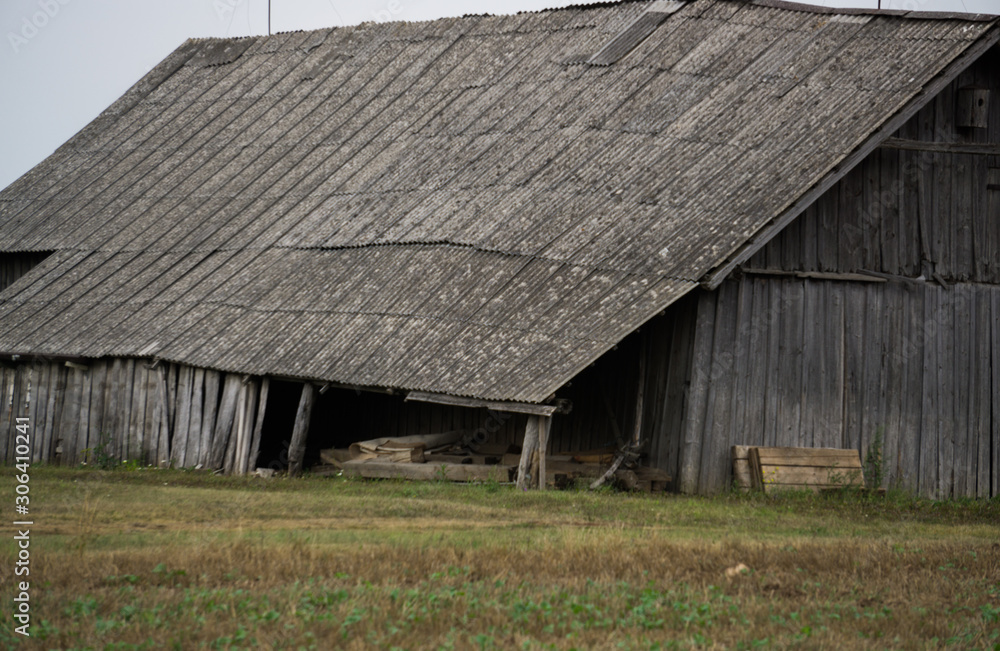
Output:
736,446,865,493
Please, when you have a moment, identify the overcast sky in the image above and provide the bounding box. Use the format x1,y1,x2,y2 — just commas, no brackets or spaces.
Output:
0,0,996,191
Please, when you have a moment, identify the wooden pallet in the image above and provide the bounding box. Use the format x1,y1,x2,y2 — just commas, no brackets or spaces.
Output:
733,446,865,493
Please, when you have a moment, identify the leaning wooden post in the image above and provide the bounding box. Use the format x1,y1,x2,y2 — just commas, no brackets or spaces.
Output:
287,382,315,477
538,415,552,490
516,416,540,490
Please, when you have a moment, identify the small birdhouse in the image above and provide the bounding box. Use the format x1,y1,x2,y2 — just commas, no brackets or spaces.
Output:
956,87,990,129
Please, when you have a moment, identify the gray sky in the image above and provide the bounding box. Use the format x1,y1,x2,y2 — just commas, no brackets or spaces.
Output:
0,0,996,191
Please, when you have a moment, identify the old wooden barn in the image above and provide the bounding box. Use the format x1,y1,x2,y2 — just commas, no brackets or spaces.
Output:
1,0,998,497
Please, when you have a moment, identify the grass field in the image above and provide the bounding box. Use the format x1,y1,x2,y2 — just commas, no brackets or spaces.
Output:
3,466,999,650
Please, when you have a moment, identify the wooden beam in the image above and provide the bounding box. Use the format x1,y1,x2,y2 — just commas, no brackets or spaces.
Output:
701,26,1000,290
341,459,511,482
406,391,559,417
287,382,315,477
879,137,1000,155
741,268,888,283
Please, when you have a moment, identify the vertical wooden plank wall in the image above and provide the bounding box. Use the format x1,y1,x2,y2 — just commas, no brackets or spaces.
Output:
677,278,999,498
0,360,270,473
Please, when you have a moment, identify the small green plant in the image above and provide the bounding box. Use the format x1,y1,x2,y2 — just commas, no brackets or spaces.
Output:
433,464,450,483
864,427,885,491
82,432,117,470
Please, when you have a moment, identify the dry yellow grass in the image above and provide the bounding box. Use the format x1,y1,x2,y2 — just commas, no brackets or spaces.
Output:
3,467,998,650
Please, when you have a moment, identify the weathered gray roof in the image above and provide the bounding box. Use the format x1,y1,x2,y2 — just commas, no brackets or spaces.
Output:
0,0,996,402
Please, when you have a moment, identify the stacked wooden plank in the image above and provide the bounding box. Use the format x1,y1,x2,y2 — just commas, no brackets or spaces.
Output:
732,446,866,493
320,445,670,491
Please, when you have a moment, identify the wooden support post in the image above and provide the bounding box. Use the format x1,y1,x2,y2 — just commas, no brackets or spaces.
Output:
538,415,551,491
287,382,315,477
516,416,540,490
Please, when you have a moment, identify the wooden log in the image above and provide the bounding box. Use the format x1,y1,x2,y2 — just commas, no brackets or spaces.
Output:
247,377,269,473
515,415,540,490
287,382,316,477
341,459,511,482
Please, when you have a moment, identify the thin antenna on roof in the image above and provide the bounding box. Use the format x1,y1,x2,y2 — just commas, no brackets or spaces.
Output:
268,0,271,35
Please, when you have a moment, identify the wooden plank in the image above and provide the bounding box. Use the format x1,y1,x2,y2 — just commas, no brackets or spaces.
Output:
700,281,737,493
678,290,716,493
993,289,1000,498
209,374,242,470
516,415,540,490
155,364,171,466
141,364,158,465
341,459,512,482
878,284,901,490
247,377,269,472
128,361,146,466
743,279,768,448
225,382,247,474
0,367,9,463
973,287,991,497
43,364,62,462
953,284,973,498
187,368,204,468
59,368,84,465
759,464,865,487
77,364,93,465
200,370,220,468
287,382,316,477
32,364,49,462
405,391,559,417
172,365,193,467
937,285,956,499
104,359,123,461
754,449,862,468
879,138,1000,155
702,27,1000,289
237,380,258,475
879,146,900,275
919,286,939,498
